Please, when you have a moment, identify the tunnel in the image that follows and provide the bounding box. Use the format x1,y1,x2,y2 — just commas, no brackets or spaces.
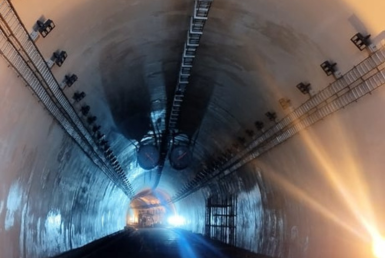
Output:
1,0,385,257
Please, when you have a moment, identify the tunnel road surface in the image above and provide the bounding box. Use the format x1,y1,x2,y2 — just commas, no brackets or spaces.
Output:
53,227,274,258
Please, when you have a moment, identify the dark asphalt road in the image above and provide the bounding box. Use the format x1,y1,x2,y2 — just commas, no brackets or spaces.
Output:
53,228,274,258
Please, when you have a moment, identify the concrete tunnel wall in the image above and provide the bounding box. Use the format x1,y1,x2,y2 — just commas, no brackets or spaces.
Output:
0,0,385,257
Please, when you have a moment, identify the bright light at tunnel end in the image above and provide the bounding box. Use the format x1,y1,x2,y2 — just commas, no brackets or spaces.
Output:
373,235,385,258
167,215,185,227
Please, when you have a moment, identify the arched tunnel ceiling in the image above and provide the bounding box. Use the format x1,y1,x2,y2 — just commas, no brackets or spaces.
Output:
11,0,385,195
1,0,385,257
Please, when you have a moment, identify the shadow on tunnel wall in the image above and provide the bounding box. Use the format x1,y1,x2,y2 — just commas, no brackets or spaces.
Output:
178,69,216,139
99,41,182,142
99,46,153,142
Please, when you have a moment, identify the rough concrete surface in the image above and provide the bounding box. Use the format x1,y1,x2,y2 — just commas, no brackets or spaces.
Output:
0,0,384,257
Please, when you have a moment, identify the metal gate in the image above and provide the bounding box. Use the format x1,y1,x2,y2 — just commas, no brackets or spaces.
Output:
205,194,237,245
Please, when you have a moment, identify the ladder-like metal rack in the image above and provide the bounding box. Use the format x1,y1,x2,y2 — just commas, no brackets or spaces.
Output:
172,45,385,202
0,0,134,197
151,0,213,189
168,0,212,131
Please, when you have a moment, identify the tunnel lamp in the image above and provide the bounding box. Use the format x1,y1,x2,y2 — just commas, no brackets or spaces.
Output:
265,111,277,122
80,105,90,116
64,74,78,87
245,129,254,137
351,33,371,51
296,82,311,94
73,91,86,102
255,121,264,130
87,116,97,124
36,19,55,38
92,125,101,133
279,98,291,110
53,51,67,67
320,61,337,76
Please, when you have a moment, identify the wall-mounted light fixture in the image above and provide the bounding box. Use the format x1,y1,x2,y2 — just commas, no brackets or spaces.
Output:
265,111,277,122
73,91,86,102
320,61,337,76
52,50,67,67
255,121,264,131
92,125,101,133
245,129,254,137
279,98,291,110
36,19,55,38
351,33,371,51
87,116,97,124
320,60,342,79
296,82,311,94
64,74,78,87
80,105,90,116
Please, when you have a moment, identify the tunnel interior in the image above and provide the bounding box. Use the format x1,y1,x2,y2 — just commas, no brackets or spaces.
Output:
1,0,385,257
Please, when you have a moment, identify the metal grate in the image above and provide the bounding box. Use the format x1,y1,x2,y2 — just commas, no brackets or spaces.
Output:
205,195,237,245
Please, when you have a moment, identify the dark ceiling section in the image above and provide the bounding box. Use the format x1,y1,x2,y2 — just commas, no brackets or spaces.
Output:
101,56,153,141
178,73,216,137
98,1,193,143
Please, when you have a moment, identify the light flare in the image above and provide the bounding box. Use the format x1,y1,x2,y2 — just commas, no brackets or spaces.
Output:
299,124,379,241
373,235,385,258
259,116,384,253
168,215,186,227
